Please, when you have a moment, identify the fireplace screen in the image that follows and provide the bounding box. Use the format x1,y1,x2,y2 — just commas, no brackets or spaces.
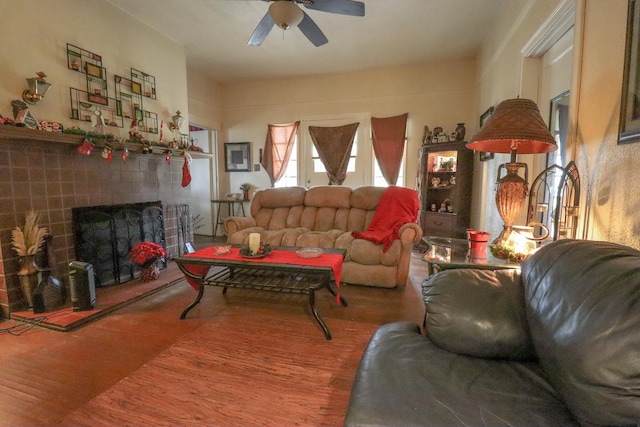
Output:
72,201,166,287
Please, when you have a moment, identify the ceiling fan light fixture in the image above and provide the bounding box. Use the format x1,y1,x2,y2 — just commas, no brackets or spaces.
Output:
269,1,304,30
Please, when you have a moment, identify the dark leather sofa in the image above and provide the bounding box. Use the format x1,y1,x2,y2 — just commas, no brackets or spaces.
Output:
344,239,640,426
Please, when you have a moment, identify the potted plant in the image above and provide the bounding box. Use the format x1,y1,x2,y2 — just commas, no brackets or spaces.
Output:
11,211,49,307
130,241,167,281
440,159,455,171
240,183,252,200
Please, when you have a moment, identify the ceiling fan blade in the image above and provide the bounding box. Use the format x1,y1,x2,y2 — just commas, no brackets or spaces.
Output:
298,11,328,47
304,0,365,17
248,11,275,46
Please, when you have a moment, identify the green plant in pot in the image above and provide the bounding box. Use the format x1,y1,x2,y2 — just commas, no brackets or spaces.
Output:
11,211,49,308
240,183,252,200
440,159,455,171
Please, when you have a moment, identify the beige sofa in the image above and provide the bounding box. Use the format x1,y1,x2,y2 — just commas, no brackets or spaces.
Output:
224,185,422,288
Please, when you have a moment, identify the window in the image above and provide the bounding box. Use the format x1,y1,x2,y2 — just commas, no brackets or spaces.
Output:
275,137,298,188
373,150,405,187
547,91,570,168
311,141,357,173
276,121,407,188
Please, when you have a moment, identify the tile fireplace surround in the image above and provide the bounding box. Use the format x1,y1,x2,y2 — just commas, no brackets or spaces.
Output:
0,127,193,317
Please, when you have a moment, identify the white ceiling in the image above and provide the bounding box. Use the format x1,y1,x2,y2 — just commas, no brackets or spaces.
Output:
106,0,508,84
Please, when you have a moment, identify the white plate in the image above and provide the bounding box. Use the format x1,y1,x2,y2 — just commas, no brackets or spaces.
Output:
296,247,323,258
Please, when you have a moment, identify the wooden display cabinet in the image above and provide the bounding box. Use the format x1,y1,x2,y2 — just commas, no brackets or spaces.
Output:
418,140,474,238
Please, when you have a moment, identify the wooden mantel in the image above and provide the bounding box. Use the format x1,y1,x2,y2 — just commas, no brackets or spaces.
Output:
0,126,213,159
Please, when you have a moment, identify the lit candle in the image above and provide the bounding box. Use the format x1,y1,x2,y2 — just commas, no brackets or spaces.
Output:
249,233,260,254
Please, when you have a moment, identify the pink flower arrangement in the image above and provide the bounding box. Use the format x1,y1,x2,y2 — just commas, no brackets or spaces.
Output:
130,241,167,267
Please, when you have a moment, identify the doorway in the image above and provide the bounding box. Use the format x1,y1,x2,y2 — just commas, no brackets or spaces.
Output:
539,26,574,168
514,0,576,231
188,126,218,237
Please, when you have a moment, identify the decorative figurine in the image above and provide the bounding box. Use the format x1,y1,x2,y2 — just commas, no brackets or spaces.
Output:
455,123,466,140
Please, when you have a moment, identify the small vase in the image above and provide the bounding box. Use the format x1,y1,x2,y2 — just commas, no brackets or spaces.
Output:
243,190,249,201
466,229,490,264
18,255,38,308
141,262,160,282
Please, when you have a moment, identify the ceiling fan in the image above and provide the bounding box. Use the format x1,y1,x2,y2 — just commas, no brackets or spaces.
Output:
248,0,365,47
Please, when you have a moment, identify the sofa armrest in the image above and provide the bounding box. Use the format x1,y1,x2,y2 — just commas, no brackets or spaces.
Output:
398,222,423,245
224,216,256,236
422,268,536,361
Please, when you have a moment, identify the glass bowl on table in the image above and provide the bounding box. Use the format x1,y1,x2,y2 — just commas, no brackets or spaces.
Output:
422,236,466,263
295,247,324,258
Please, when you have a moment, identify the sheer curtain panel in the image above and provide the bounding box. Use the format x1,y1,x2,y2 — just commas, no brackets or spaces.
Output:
261,121,300,187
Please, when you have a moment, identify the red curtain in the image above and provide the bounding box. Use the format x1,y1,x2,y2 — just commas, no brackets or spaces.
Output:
371,113,408,185
261,121,300,187
308,123,359,185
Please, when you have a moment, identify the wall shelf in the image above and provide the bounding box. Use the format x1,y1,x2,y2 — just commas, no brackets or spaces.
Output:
0,126,213,159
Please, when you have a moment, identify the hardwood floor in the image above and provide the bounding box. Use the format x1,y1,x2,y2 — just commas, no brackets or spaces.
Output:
0,236,429,426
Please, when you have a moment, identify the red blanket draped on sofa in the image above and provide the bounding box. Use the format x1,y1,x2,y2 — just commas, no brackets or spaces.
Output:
351,186,420,252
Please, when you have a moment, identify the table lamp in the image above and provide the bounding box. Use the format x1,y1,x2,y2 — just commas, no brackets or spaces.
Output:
466,98,557,246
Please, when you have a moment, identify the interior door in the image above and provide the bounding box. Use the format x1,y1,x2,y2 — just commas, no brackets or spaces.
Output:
301,113,371,188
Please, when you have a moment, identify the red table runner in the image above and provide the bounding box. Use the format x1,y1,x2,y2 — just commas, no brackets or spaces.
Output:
182,247,344,302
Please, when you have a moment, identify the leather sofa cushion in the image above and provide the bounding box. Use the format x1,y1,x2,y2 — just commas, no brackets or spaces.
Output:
522,240,640,426
344,322,578,427
423,268,536,360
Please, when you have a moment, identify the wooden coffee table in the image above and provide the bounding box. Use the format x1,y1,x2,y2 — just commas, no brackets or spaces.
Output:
175,246,348,340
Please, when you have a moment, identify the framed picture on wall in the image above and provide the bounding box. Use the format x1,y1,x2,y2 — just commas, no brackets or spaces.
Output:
619,0,640,144
224,142,251,172
479,106,495,161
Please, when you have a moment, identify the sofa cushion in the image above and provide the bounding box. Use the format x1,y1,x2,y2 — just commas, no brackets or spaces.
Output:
349,186,384,230
344,322,578,427
294,230,344,248
299,186,354,231
522,240,640,426
423,268,536,360
252,185,306,210
252,186,306,230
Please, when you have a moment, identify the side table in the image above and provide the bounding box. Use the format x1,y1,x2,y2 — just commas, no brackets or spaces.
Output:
212,199,248,237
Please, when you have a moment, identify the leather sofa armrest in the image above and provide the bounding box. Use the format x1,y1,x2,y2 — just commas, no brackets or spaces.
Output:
224,216,256,236
422,268,536,361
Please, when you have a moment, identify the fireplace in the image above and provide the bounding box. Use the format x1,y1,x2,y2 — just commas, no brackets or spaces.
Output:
72,202,166,287
0,128,191,316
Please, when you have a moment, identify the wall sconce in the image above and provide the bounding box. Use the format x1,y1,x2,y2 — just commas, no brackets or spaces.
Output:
22,72,51,105
168,110,184,132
